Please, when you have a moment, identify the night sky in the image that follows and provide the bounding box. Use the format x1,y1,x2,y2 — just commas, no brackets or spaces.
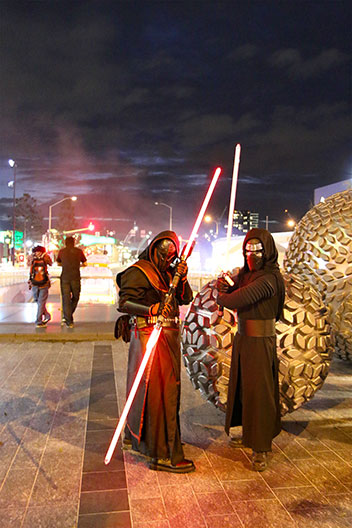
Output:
0,1,351,239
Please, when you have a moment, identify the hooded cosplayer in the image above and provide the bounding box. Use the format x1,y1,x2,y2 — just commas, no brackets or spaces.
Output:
116,231,194,473
216,228,285,471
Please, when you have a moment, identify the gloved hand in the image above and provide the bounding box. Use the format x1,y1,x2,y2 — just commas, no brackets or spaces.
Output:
149,303,161,316
216,277,230,294
177,260,188,279
160,303,173,319
149,302,173,318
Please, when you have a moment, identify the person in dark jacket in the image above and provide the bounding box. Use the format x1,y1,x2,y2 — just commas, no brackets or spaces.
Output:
216,228,285,471
56,236,87,327
117,230,195,473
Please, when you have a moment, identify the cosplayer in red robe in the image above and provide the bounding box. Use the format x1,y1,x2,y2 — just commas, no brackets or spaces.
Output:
117,231,195,473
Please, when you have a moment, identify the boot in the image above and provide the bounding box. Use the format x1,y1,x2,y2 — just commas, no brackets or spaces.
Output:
252,451,268,472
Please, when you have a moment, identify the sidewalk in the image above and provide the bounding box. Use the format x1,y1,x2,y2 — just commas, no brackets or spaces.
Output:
0,339,351,527
0,302,116,341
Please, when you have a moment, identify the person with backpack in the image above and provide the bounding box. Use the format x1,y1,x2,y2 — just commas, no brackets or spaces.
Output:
56,236,87,328
28,245,53,328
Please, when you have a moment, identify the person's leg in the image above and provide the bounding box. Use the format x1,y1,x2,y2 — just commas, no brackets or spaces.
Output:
32,286,41,324
70,279,81,319
37,287,49,323
61,279,72,324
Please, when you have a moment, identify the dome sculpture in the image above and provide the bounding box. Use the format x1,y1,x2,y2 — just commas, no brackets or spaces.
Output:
182,189,351,414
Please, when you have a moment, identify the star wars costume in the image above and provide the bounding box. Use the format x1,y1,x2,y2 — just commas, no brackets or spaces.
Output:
216,228,285,470
116,231,194,472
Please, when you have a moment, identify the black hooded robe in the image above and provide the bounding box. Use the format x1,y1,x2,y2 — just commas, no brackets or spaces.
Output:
117,231,193,464
217,229,285,452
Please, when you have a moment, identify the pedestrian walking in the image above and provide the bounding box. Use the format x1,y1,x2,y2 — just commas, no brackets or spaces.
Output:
57,236,87,328
216,228,285,471
28,245,52,328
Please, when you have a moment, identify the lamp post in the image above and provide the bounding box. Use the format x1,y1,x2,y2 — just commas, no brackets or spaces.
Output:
8,159,17,265
154,202,172,231
48,196,77,242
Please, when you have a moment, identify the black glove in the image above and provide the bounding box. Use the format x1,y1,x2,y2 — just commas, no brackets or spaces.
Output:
216,277,230,294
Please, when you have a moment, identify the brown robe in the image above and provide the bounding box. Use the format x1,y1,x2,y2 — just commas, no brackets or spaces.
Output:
118,242,192,464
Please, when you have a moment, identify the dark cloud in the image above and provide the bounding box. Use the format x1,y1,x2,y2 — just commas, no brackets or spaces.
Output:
0,1,350,236
269,48,349,78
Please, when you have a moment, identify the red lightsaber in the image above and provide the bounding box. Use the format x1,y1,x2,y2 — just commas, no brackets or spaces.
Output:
104,166,222,465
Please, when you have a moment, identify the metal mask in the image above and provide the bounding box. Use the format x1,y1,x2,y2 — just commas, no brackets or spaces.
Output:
152,239,177,271
245,238,264,272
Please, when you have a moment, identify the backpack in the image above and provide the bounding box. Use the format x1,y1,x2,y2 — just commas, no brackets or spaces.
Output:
30,256,49,286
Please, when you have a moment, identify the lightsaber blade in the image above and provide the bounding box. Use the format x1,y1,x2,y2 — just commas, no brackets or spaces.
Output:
226,144,241,267
104,325,162,465
183,166,222,259
104,165,222,465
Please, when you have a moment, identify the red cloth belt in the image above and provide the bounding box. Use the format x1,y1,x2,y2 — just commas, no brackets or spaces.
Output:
238,319,276,337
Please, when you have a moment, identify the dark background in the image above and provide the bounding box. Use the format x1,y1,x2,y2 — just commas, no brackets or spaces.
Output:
0,1,350,239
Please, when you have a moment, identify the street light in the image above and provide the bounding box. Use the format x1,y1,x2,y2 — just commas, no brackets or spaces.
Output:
204,215,219,236
284,209,296,230
48,196,77,235
8,159,17,265
154,201,173,231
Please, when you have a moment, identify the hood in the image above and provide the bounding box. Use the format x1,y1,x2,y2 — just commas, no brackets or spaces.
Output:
242,228,279,273
138,230,180,261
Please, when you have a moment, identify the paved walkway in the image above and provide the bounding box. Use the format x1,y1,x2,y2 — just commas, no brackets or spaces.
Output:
0,337,351,527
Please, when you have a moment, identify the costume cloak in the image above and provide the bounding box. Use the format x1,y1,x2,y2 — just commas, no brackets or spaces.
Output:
117,231,193,464
217,228,285,452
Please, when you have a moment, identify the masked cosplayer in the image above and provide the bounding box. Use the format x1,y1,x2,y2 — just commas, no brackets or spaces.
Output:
216,228,285,472
116,231,195,473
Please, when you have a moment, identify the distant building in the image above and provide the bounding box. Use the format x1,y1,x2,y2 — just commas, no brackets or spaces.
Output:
314,179,351,204
233,210,259,233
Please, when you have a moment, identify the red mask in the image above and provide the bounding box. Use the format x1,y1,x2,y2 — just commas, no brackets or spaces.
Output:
152,240,177,271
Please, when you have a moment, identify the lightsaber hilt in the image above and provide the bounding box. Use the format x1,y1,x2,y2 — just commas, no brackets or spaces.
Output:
157,255,186,324
217,271,235,317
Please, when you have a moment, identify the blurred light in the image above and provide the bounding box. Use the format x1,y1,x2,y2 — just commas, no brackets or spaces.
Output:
8,181,14,188
71,196,77,201
204,215,212,223
88,223,95,231
25,240,33,247
8,159,15,168
287,219,296,228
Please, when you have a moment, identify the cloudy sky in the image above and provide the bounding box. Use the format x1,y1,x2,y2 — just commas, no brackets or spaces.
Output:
0,1,350,238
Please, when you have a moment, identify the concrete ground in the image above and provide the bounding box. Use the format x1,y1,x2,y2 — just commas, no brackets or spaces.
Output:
0,336,351,528
0,282,351,527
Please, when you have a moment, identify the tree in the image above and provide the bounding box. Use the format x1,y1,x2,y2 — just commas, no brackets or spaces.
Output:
55,198,78,246
15,193,44,242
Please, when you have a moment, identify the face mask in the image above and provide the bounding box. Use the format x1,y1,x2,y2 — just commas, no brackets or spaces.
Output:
152,240,177,271
245,238,264,272
246,253,263,271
